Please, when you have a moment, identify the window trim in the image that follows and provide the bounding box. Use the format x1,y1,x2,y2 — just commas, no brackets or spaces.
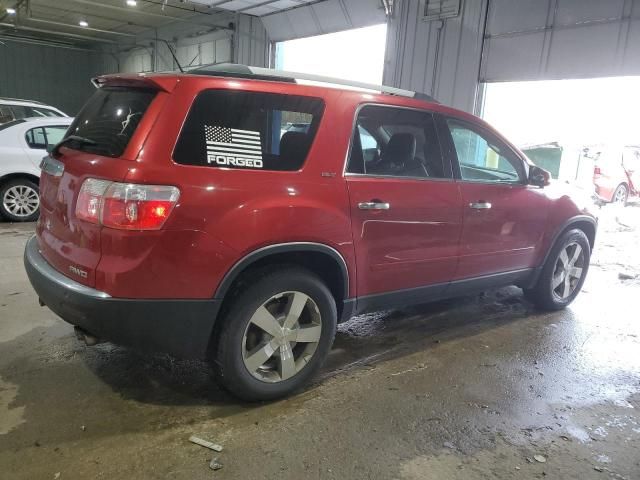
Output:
25,126,47,150
171,88,325,172
438,114,528,186
343,102,454,182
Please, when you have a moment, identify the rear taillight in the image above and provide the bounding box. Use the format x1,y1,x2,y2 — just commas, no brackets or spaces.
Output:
75,178,179,230
593,166,602,177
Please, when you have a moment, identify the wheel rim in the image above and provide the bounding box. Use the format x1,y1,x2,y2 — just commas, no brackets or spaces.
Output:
552,242,585,301
614,186,627,203
242,291,322,383
3,185,39,217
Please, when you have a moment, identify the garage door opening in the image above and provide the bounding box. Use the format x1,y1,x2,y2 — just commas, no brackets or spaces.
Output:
481,76,640,202
274,24,387,85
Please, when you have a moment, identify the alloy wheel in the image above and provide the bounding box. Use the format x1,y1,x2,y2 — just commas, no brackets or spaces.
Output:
551,242,585,301
3,185,40,218
613,185,627,204
242,291,322,383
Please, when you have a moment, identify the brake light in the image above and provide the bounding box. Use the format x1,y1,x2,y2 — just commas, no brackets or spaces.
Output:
75,178,179,230
594,166,602,177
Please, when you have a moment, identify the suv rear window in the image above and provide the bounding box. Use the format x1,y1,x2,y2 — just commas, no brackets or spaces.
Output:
66,87,157,158
173,90,324,171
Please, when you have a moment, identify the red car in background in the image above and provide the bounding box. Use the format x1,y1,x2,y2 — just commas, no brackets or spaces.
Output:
592,145,639,204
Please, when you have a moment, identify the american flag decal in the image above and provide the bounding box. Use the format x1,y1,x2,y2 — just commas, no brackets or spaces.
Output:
205,125,263,164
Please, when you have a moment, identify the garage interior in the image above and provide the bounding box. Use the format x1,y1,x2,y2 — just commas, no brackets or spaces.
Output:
1,0,639,478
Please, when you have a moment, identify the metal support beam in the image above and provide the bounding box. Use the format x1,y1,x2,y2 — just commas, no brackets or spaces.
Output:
0,21,117,43
24,17,136,37
236,0,282,13
68,0,233,30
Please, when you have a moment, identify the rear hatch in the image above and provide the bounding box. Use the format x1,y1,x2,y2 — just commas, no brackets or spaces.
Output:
37,85,158,287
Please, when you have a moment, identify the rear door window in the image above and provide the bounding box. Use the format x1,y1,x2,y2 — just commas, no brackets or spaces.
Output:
173,90,324,171
25,125,69,149
347,105,449,179
65,87,157,157
25,127,47,149
44,126,68,146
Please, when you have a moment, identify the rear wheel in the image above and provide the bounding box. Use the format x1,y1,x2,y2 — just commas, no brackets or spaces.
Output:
213,267,337,401
524,229,590,311
0,179,40,222
612,183,628,205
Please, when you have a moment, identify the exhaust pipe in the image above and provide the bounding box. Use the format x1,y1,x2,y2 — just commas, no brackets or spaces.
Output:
74,326,102,346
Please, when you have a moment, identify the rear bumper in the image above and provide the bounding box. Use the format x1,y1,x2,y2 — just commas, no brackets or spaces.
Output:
24,235,220,359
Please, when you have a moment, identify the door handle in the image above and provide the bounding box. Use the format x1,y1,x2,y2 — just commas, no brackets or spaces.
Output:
469,201,492,210
358,201,390,210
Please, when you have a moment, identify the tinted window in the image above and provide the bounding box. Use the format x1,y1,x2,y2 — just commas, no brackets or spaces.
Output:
174,90,324,171
347,105,448,179
0,119,25,131
446,119,524,183
0,105,15,124
66,87,157,157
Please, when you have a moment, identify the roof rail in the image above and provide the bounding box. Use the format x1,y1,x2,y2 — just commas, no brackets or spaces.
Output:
0,96,48,106
189,63,438,103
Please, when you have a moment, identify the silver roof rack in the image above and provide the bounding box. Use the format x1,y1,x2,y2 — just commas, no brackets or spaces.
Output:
189,63,438,103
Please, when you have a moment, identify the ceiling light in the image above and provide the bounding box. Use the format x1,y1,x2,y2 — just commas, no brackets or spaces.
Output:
79,20,89,27
6,8,16,15
126,0,137,6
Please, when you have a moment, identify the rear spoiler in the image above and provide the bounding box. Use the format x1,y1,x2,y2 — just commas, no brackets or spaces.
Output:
91,74,178,93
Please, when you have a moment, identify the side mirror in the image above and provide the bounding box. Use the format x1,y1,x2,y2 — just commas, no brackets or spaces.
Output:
529,165,551,187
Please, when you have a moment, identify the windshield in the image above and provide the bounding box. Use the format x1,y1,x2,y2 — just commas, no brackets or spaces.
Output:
65,87,157,158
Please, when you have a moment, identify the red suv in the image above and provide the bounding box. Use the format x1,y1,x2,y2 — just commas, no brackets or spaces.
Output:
24,65,597,400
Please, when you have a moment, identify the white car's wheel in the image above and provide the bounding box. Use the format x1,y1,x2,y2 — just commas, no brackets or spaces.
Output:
0,179,40,222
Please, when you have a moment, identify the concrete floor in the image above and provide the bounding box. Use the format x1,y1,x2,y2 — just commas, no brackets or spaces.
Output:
1,205,639,480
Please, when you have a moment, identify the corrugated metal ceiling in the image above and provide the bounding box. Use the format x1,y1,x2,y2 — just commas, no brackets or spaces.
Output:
0,0,235,46
186,0,322,17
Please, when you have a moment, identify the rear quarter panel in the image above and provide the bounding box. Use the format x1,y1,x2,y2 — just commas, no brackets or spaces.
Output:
111,78,357,299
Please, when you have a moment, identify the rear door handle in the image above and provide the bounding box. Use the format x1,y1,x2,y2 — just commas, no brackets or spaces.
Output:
469,201,492,210
358,201,390,210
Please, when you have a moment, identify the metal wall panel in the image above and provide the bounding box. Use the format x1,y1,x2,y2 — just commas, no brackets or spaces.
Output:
482,0,640,81
0,40,115,114
262,0,385,42
234,14,270,67
118,32,233,73
384,0,488,112
115,14,262,73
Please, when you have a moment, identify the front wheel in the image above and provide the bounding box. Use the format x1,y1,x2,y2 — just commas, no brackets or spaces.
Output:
213,267,337,401
524,229,590,311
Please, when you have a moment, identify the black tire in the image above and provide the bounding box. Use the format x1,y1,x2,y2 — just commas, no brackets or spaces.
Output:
0,179,40,222
524,229,590,311
213,267,337,401
611,183,628,205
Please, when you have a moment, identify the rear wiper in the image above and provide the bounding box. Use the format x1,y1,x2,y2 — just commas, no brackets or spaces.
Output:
51,135,97,155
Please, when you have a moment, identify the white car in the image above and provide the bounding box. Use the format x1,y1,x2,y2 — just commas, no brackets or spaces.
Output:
0,97,68,125
0,117,73,222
